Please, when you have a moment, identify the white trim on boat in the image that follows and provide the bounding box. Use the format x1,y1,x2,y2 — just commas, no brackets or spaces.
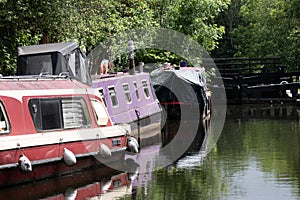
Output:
0,125,128,151
0,147,127,170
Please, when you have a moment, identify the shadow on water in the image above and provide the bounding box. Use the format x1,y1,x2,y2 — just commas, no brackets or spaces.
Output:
161,117,211,167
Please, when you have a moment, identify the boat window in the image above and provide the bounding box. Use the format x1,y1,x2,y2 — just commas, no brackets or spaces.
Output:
98,88,107,107
29,97,91,131
24,54,53,75
108,87,118,107
122,84,132,103
41,99,62,130
61,98,90,129
17,52,67,76
0,101,10,134
91,99,109,126
142,80,150,99
133,82,140,100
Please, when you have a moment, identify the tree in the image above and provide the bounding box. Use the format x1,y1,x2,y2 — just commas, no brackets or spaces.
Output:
154,0,230,51
0,0,230,75
232,0,300,70
211,0,242,57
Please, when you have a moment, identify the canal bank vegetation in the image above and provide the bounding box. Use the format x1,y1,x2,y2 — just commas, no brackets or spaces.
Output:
213,0,300,71
0,0,230,75
0,0,299,75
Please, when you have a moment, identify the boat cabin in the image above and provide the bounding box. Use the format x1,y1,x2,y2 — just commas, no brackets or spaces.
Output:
16,42,91,85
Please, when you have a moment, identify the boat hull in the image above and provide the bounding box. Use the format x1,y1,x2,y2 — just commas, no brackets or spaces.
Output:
0,127,128,187
0,145,126,188
122,111,162,147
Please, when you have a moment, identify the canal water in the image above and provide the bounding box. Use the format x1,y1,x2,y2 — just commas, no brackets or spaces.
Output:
1,104,299,200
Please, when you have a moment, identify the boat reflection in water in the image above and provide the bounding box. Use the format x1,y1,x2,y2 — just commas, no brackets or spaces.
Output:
0,163,131,200
226,104,300,121
117,116,212,199
161,116,211,170
0,116,211,200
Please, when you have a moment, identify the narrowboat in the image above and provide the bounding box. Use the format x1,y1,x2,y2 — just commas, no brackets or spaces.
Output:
91,72,162,147
151,63,211,121
0,74,131,187
88,40,162,147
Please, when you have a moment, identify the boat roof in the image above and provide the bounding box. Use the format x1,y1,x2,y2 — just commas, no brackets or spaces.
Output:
18,42,79,56
151,66,206,86
91,72,147,80
0,75,89,91
150,66,207,104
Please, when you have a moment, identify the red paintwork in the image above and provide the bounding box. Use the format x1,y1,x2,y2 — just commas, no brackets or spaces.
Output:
0,151,126,188
0,77,128,187
0,79,114,135
0,137,127,166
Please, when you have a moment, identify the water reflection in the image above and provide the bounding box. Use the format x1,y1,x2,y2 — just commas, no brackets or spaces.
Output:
2,104,299,199
124,105,300,200
216,105,300,199
161,117,211,170
0,165,131,200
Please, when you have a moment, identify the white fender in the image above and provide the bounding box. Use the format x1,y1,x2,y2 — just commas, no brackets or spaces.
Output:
130,137,139,149
18,154,32,173
127,137,139,153
99,143,111,158
128,167,139,182
280,81,288,84
64,188,77,200
63,148,77,166
101,179,112,192
280,81,292,97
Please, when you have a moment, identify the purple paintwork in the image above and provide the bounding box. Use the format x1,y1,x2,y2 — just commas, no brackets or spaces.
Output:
92,72,162,128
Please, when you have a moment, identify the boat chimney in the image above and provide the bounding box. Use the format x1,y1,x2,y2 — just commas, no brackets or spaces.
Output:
180,60,186,67
139,62,144,73
128,40,135,75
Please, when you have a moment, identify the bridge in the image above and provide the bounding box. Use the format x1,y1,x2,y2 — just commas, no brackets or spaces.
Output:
208,58,300,104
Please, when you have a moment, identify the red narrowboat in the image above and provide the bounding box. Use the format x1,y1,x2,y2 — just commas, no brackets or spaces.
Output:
0,74,130,187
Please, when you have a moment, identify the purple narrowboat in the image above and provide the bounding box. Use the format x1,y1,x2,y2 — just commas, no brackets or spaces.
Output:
91,72,162,147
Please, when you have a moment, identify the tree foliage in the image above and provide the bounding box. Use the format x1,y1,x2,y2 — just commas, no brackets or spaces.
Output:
155,0,230,51
214,0,300,70
0,0,229,75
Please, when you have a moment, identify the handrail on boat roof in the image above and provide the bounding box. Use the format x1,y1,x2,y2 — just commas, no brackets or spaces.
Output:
0,72,71,81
